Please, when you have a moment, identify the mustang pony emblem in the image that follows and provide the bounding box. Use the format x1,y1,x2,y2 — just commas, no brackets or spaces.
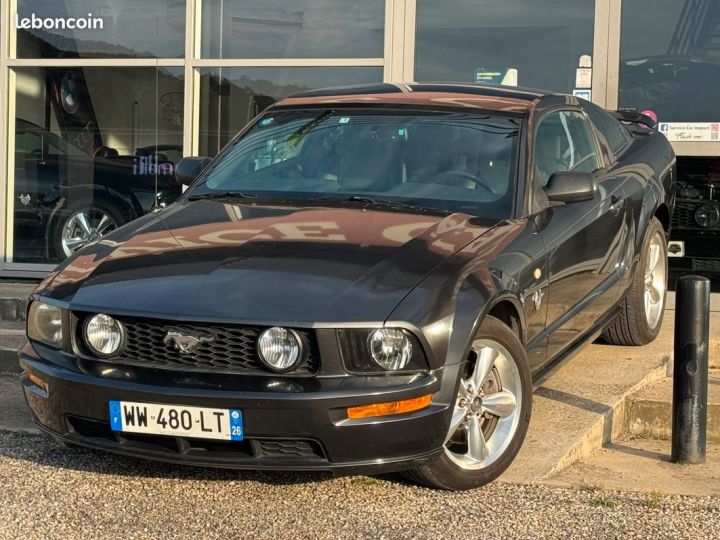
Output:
530,289,544,312
163,329,214,355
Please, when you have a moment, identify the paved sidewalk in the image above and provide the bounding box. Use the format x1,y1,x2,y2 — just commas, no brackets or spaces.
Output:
549,438,720,496
501,318,673,483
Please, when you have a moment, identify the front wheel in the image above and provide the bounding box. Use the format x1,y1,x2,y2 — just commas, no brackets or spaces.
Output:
402,316,532,490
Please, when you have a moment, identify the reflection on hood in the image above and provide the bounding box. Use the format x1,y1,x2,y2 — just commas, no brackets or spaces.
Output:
42,201,498,324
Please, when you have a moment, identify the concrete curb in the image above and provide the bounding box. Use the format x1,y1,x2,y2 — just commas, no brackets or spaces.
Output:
0,348,21,374
624,369,720,443
0,328,27,374
545,355,671,477
0,375,39,434
0,282,35,323
626,397,720,443
0,297,27,322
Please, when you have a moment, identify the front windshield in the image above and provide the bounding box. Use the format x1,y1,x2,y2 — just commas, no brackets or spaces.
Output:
191,109,520,218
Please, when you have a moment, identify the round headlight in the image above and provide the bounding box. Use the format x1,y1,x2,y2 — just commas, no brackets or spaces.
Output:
368,328,413,370
84,314,125,357
257,327,302,372
695,204,720,228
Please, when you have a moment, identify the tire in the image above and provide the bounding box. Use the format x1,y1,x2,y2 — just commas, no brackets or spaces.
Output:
602,217,667,346
49,198,128,260
402,316,532,490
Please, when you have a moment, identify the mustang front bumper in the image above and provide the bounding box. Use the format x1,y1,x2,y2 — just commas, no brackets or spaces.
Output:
20,344,460,475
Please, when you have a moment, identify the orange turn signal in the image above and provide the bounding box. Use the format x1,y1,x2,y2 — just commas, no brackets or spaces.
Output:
26,371,48,394
347,394,432,419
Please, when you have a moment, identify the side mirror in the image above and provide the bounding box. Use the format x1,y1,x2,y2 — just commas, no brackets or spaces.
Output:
543,171,598,204
175,156,211,186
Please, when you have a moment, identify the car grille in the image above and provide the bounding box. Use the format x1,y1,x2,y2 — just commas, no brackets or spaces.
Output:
672,200,697,229
692,258,720,272
67,416,326,461
254,439,323,458
672,200,720,230
77,315,320,376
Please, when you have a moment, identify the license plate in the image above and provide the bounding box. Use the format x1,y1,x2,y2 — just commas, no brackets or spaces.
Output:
109,401,243,441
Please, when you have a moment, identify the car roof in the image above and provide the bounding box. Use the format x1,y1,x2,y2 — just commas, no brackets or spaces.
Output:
275,83,554,114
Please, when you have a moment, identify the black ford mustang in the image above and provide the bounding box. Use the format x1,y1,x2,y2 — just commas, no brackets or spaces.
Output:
21,83,675,490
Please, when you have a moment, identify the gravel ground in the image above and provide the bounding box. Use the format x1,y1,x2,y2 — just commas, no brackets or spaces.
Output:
0,431,718,540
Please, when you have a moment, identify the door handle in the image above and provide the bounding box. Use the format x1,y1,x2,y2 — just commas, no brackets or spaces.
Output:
609,195,625,214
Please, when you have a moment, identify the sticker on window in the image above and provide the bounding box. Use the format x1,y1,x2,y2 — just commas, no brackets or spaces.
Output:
339,117,351,124
259,117,274,127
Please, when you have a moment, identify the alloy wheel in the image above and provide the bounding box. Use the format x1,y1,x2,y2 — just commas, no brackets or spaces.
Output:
61,208,117,257
643,231,667,330
443,339,523,470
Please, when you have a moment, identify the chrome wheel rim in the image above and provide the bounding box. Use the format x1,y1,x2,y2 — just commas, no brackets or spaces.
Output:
443,339,522,470
61,209,117,257
644,232,667,330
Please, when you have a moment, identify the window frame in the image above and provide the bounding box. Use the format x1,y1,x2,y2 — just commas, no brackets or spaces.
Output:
531,107,605,186
524,104,606,216
581,101,631,161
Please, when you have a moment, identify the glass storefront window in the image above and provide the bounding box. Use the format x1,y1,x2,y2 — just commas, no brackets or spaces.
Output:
415,0,595,93
197,67,383,156
15,0,186,58
619,0,720,123
11,67,184,263
200,0,384,59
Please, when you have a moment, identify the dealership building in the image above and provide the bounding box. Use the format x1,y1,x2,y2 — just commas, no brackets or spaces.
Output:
0,0,718,277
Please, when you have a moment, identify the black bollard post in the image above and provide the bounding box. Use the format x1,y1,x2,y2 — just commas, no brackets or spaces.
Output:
671,275,710,464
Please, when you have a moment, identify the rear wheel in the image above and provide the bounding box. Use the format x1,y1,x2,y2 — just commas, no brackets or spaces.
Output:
603,217,667,346
402,316,532,490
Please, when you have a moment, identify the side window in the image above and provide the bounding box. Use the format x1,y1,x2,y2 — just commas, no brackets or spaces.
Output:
584,103,629,157
15,131,43,156
534,111,601,186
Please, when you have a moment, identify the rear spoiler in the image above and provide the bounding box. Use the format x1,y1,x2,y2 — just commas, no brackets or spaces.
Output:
611,110,657,129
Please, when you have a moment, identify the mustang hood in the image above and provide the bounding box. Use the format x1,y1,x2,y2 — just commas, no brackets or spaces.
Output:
41,201,496,324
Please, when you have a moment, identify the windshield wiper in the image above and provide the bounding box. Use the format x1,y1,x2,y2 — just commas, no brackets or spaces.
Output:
317,195,439,213
187,191,257,201
288,110,335,145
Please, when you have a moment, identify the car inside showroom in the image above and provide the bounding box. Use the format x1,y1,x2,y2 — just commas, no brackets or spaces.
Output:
0,0,718,279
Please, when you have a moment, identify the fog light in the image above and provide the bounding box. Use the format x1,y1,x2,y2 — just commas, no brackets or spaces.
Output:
368,328,413,370
347,394,432,419
257,327,303,373
84,314,125,357
694,204,720,228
